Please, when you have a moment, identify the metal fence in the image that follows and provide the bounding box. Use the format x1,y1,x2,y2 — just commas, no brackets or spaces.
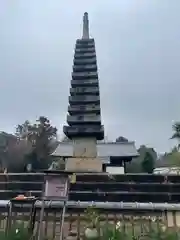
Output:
1,172,180,239
0,201,180,239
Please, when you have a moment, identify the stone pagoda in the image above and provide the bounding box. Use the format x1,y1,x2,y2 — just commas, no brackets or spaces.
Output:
63,12,104,172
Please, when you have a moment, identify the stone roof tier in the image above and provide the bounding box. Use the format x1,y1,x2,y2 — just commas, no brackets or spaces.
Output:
52,142,138,158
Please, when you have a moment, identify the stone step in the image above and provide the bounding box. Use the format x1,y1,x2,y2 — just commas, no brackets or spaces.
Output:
1,173,179,183
65,236,78,240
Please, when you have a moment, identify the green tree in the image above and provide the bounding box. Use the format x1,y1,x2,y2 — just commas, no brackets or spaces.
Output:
126,159,143,173
171,122,180,149
141,152,155,173
115,136,128,142
156,151,180,167
15,120,30,140
16,116,57,171
126,145,157,173
0,132,32,172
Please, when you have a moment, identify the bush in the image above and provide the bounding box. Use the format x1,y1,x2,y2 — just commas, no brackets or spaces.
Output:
0,223,30,240
83,207,180,240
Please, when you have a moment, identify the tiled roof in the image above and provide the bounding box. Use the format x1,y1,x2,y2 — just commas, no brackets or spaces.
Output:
52,142,138,158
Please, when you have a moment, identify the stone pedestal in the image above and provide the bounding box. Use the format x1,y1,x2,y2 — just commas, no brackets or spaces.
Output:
73,138,97,158
65,157,102,172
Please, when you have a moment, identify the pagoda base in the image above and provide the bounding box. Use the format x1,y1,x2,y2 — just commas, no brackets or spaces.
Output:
65,157,102,172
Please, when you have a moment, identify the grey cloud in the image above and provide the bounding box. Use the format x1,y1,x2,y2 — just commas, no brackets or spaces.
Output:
0,0,180,152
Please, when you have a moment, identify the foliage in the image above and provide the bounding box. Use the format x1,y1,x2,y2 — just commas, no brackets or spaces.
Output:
16,116,57,155
156,152,180,167
48,157,65,170
171,146,178,153
0,132,31,172
147,227,180,240
141,151,155,173
0,223,30,240
84,206,100,228
126,145,157,173
16,116,57,171
171,122,180,149
116,136,129,143
100,223,130,240
15,121,31,140
127,121,180,172
0,116,57,172
126,158,143,173
84,219,180,240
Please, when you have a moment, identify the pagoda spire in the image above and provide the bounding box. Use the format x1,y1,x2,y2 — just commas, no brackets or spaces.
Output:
82,12,89,39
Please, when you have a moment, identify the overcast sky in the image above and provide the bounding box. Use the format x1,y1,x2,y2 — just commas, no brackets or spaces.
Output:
0,0,180,153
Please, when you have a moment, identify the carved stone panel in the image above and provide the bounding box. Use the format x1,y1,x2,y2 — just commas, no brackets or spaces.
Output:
73,138,97,157
65,157,102,172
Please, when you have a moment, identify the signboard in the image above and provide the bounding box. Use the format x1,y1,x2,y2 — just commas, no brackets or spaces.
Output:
44,175,69,201
38,172,70,240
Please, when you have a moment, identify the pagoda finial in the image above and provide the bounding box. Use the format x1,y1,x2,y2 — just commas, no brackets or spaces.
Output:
82,12,89,39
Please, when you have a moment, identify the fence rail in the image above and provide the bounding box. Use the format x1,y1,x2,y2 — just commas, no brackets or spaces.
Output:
0,173,180,238
0,201,180,239
1,200,180,210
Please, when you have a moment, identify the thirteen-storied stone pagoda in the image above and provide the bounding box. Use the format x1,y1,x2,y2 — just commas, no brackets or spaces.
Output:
63,12,104,172
51,12,138,173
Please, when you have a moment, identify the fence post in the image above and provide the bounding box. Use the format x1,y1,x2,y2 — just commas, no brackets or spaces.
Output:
175,211,180,227
166,210,176,227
